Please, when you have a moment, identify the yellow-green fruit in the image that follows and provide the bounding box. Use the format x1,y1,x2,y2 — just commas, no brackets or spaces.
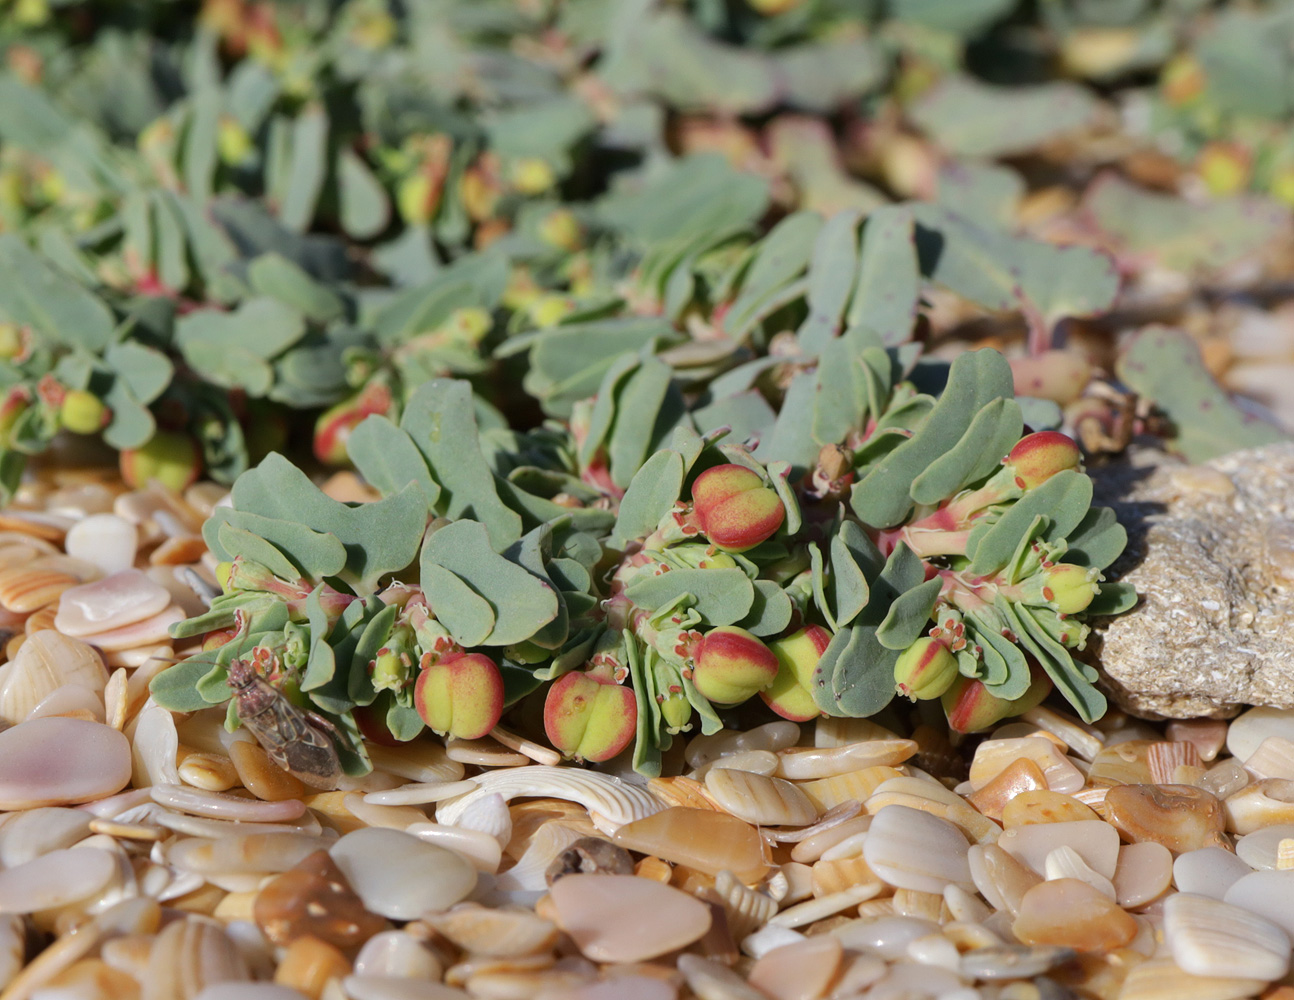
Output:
510,157,556,195
217,117,254,166
59,390,107,435
119,431,201,492
762,625,830,721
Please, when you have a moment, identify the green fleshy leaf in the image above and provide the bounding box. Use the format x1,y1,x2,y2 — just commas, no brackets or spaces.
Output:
421,564,495,647
1064,507,1127,570
346,415,441,514
876,577,943,651
612,449,684,549
796,210,862,355
176,297,308,363
811,622,897,718
1002,599,1106,723
827,528,870,629
279,103,329,232
215,522,303,581
624,568,754,626
301,586,338,692
852,349,1014,529
249,253,346,323
347,603,399,707
103,341,173,406
507,522,570,651
967,471,1092,576
847,205,919,346
400,380,522,551
420,520,559,646
608,356,677,489
338,148,390,240
0,236,115,351
1088,581,1138,617
150,656,221,712
909,398,1023,506
737,579,794,637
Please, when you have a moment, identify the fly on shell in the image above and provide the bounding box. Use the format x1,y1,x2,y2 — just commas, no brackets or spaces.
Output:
227,657,347,788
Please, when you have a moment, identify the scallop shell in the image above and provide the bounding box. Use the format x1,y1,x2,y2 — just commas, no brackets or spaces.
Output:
812,856,881,899
647,776,722,811
0,807,92,867
449,792,513,849
707,869,778,942
685,720,801,768
1148,740,1204,785
704,768,818,827
423,903,559,957
495,820,596,892
797,766,903,813
436,767,664,833
142,917,250,1000
0,568,80,614
1245,736,1294,782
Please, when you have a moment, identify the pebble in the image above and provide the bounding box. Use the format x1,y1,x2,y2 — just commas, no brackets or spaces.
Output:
997,820,1120,880
254,850,388,948
354,930,441,979
0,847,115,912
1000,789,1099,828
1111,842,1173,907
1235,823,1294,869
862,805,973,893
747,935,842,1000
613,807,769,883
329,827,476,920
549,874,711,963
1163,892,1291,980
64,514,138,576
1103,784,1228,852
1012,879,1138,952
53,570,171,637
1173,846,1254,900
0,717,131,808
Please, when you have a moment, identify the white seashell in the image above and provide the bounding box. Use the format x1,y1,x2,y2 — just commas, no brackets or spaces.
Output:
64,514,138,577
943,884,991,924
151,784,305,823
436,767,663,833
774,739,917,780
128,701,180,788
330,827,477,920
1225,779,1294,835
689,749,779,780
492,821,591,893
28,683,107,723
143,917,251,1000
1223,870,1294,941
814,717,899,748
789,815,871,863
405,823,502,873
1164,892,1291,980
489,725,561,767
997,820,1121,880
0,914,22,991
763,800,862,844
831,916,941,960
1227,706,1294,762
366,742,467,785
342,793,428,831
740,924,807,960
862,804,973,894
1020,706,1105,761
1044,845,1116,899
1245,736,1294,781
710,869,778,941
817,830,869,862
0,630,106,725
449,792,512,849
341,975,472,1000
365,780,478,806
866,776,1000,845
168,833,333,875
676,954,766,1000
685,721,802,768
151,809,322,840
0,807,92,866
354,930,443,980
1236,823,1294,870
704,768,818,826
1173,846,1254,900
156,870,207,903
424,902,558,957
54,569,172,638
767,884,880,928
0,847,116,913
1117,957,1267,1000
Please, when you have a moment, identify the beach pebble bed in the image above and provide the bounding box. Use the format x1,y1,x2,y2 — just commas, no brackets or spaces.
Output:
0,470,1292,1000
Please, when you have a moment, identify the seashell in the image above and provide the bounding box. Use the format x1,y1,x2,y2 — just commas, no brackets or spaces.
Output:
1225,778,1294,834
151,809,321,840
1148,740,1204,784
1012,878,1137,952
686,720,802,768
690,749,779,780
0,847,116,914
704,768,817,827
965,757,1048,821
678,953,768,1000
0,914,23,991
151,784,305,823
1174,846,1253,901
767,883,880,928
405,822,502,872
1227,706,1294,762
1245,736,1294,782
774,739,917,780
104,668,128,731
177,752,240,793
706,870,778,941
855,898,897,921
866,776,1001,845
149,535,208,566
747,936,843,1000
811,855,881,899
1163,892,1291,980
998,819,1120,880
496,820,596,893
0,567,79,613
23,605,57,636
763,863,810,906
1112,841,1173,908
1043,845,1115,899
342,792,428,831
486,724,562,767
863,804,973,894
814,716,899,748
789,816,871,864
424,903,559,957
1000,789,1100,828
1103,784,1228,853
0,511,69,542
797,766,903,813
365,742,464,785
438,767,663,834
959,943,1077,980
831,915,941,960
1236,823,1294,870
1087,740,1155,787
1020,705,1104,761
1166,718,1228,764
1223,871,1294,940
890,888,946,923
87,818,166,842
445,737,529,767
64,513,137,576
83,604,185,652
0,807,92,867
54,570,172,638
27,683,105,723
968,844,1042,917
168,833,334,875
142,917,250,1000
363,779,477,807
448,791,513,848
1117,957,1267,1000
0,630,107,725
968,737,1084,795
353,930,440,980
818,831,869,862
613,807,768,884
646,775,721,811
943,884,991,924
763,799,862,844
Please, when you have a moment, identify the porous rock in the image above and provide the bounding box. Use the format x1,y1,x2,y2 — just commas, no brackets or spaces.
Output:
1092,441,1294,718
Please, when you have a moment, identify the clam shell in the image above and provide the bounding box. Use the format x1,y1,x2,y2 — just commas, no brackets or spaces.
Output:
774,739,917,780
646,776,721,811
814,717,899,748
0,630,107,725
1163,892,1291,980
797,766,903,812
437,767,663,834
0,568,79,613
1245,736,1294,782
1020,705,1104,761
424,903,558,957
707,870,778,941
866,776,1001,845
142,917,250,1000
704,768,817,827
1118,958,1267,1000
447,791,512,848
1148,740,1204,785
862,804,974,894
